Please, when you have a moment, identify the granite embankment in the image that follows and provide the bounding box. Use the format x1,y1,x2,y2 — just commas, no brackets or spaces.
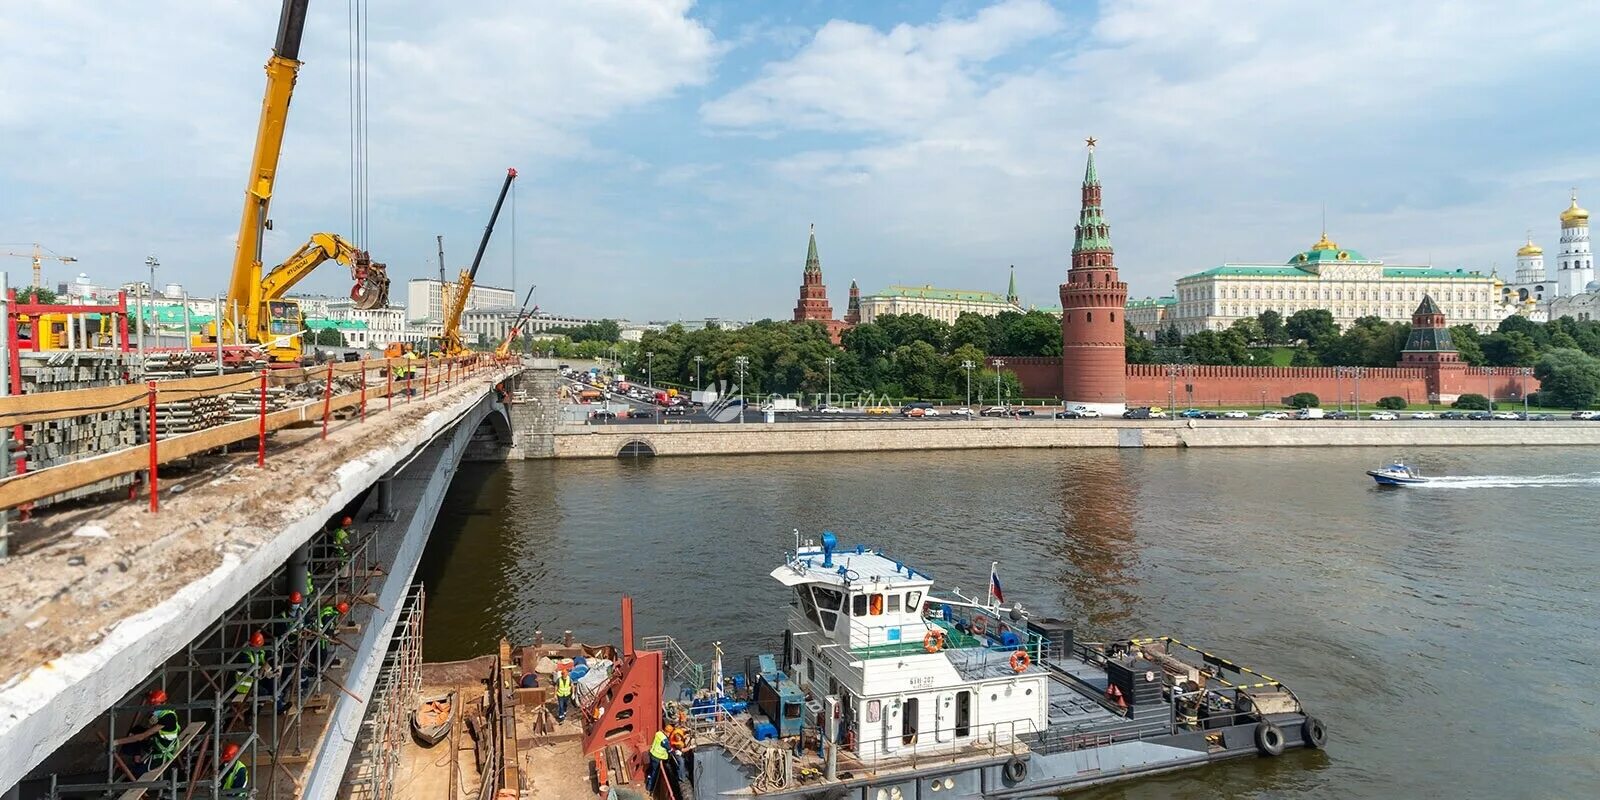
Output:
548,419,1600,458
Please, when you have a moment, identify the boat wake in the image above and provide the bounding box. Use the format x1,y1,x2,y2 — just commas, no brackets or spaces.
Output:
1411,472,1600,489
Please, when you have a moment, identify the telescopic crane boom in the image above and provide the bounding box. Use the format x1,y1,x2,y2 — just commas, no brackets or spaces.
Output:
440,168,517,356
215,0,389,362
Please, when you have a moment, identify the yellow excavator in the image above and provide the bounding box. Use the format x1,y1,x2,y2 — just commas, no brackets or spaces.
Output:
438,168,518,357
201,0,389,363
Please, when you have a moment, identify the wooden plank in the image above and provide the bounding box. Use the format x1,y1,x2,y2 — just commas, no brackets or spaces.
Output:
0,384,146,426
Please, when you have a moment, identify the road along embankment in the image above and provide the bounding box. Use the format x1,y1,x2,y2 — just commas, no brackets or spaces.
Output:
549,419,1600,458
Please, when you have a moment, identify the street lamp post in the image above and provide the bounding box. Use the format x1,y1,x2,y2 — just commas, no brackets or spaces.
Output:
1485,366,1497,410
961,359,975,409
823,356,835,408
1520,366,1533,420
646,351,654,390
735,356,749,424
693,355,704,390
1354,367,1364,420
992,359,1005,409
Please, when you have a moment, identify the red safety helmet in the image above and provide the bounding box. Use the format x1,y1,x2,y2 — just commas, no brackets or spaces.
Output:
289,591,303,604
249,631,266,648
147,688,168,705
336,602,350,615
221,743,241,761
341,516,352,526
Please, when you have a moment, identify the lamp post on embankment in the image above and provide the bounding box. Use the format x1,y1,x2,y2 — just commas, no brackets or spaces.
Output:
735,356,749,424
824,356,835,408
1483,366,1497,409
961,359,975,409
693,355,703,390
1517,367,1533,420
1336,366,1365,419
992,359,1005,408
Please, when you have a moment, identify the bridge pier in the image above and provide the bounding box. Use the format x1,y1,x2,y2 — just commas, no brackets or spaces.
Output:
494,359,561,460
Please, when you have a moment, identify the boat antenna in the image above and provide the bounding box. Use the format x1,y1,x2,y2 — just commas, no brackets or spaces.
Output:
793,527,800,554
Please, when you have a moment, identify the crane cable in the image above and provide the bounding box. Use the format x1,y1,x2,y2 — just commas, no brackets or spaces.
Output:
347,0,370,250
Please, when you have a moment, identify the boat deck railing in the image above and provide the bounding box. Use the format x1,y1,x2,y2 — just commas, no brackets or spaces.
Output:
831,613,1049,664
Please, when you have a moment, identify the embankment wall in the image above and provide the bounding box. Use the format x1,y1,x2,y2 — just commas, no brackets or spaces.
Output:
548,419,1600,458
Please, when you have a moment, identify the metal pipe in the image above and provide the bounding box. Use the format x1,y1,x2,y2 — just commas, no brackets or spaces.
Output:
181,290,191,352
215,294,224,369
288,542,310,600
0,271,8,558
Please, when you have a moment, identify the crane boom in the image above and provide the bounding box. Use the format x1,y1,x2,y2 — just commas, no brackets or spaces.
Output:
440,168,517,356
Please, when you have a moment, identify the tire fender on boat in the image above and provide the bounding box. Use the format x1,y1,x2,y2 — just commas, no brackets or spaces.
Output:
1302,715,1328,749
1002,756,1027,784
1255,721,1285,757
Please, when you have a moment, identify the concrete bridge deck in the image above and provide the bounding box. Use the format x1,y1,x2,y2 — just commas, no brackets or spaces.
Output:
0,362,521,792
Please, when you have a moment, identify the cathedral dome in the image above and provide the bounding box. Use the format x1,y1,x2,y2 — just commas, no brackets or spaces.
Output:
1561,191,1589,227
1586,280,1600,295
1517,239,1543,257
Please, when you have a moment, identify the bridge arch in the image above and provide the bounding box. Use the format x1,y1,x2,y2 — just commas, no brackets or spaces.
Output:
617,439,656,458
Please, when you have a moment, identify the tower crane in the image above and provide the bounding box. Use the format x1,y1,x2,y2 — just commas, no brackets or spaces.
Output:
206,0,390,363
2,244,77,294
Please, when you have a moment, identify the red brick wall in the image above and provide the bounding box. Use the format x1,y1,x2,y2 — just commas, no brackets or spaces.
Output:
996,360,1541,407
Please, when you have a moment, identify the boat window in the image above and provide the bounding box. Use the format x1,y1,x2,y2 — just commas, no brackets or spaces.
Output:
852,594,868,616
867,699,881,723
785,702,802,719
887,594,901,613
902,697,919,745
814,587,843,611
955,691,971,737
906,591,922,611
869,594,884,616
798,587,822,627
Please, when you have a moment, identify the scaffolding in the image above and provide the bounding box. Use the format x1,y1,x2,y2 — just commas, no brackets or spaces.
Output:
39,515,387,800
342,583,425,800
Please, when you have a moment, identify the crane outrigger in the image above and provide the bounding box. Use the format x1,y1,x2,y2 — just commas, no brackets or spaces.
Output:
203,0,390,363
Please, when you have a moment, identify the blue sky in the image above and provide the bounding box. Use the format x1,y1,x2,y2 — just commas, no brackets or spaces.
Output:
3,0,1597,321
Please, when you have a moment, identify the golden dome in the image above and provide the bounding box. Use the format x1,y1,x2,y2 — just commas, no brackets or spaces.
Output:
1310,231,1338,251
1517,238,1543,257
1561,189,1589,227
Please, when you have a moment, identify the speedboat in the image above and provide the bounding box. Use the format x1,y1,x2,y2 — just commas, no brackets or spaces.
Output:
1367,461,1426,486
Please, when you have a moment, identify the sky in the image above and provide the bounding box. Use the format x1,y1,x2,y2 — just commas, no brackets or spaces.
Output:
2,0,1597,321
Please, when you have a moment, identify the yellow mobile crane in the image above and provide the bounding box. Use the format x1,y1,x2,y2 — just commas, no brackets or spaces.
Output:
439,168,518,357
204,0,389,363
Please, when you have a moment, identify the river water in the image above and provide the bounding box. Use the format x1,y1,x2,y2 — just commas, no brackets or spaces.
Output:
418,447,1600,799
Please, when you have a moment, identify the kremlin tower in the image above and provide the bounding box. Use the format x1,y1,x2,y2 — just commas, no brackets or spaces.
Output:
1555,189,1593,297
792,224,844,344
1401,295,1466,402
844,279,861,326
1059,138,1127,413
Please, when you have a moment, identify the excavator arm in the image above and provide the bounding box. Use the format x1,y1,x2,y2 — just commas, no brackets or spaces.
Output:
258,232,389,306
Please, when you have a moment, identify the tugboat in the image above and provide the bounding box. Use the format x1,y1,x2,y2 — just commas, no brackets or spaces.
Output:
580,532,1328,799
1367,460,1426,486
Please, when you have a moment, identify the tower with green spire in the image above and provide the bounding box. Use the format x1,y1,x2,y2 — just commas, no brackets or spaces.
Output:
1059,137,1127,412
793,223,843,343
1006,265,1019,307
845,278,861,325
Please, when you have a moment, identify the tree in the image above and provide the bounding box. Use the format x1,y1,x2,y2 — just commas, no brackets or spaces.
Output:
551,319,620,343
893,341,944,398
21,286,58,304
1533,348,1600,409
1156,323,1182,347
841,323,892,361
998,311,1061,357
1228,317,1264,346
1257,310,1287,345
313,327,344,347
1286,309,1337,343
949,312,994,353
1290,346,1319,367
877,313,949,351
1482,331,1538,366
1287,392,1320,408
1182,330,1239,365
1449,325,1486,366
1452,393,1493,410
1125,321,1155,364
1376,396,1408,410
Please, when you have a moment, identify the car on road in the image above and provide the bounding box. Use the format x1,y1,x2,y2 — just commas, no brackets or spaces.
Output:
949,407,974,417
662,405,691,416
1055,410,1085,419
1410,411,1438,419
922,408,941,416
589,409,617,420
1326,411,1353,420
1067,406,1102,418
1440,411,1467,420
1256,411,1289,419
1122,407,1153,419
1571,410,1598,420
1467,411,1493,420
981,406,1010,417
865,406,896,415
1222,410,1250,419
1178,408,1205,418
1368,411,1398,421
817,405,846,414
1491,411,1520,420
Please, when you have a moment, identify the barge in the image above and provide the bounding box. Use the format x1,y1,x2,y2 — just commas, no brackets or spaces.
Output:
407,533,1326,799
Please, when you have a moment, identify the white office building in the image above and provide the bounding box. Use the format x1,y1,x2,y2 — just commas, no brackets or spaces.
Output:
406,279,515,323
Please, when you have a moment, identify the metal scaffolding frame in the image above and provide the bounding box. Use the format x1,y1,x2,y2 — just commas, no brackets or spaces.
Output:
41,518,385,800
341,583,424,800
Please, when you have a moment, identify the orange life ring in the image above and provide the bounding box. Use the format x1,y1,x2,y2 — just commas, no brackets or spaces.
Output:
971,616,988,637
1009,650,1030,673
1106,683,1128,710
923,630,946,653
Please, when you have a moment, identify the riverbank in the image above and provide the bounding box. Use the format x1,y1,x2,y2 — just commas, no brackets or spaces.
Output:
547,419,1600,458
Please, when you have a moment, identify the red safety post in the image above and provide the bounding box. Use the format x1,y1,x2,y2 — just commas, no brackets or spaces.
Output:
386,358,394,411
320,360,335,441
406,365,414,404
257,369,268,467
147,381,159,513
359,359,367,423
423,359,430,400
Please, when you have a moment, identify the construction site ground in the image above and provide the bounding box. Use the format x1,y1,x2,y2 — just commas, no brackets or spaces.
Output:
0,371,506,694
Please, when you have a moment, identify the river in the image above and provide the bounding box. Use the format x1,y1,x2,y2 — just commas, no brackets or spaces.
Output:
418,447,1600,799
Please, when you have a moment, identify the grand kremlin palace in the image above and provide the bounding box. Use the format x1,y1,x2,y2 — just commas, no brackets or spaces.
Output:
1164,233,1505,335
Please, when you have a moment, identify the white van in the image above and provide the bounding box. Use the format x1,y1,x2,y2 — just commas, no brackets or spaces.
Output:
1295,407,1325,420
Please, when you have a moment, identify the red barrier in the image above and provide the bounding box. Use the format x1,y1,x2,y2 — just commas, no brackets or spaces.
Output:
359,360,368,423
423,360,430,400
320,361,335,441
386,361,393,411
257,369,267,467
146,381,158,513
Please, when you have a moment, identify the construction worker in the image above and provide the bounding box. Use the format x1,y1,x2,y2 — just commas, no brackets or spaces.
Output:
332,516,353,566
315,602,349,670
667,723,688,795
112,688,180,771
554,667,573,723
679,723,697,787
219,742,250,796
645,728,670,794
232,631,269,700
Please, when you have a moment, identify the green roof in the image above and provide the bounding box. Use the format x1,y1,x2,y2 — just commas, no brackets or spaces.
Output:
1382,266,1489,280
869,285,1014,303
1181,263,1490,281
138,305,216,325
1125,296,1176,308
1185,264,1309,278
304,318,370,331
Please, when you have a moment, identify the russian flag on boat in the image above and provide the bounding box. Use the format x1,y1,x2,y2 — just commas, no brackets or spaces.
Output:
990,564,1005,603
